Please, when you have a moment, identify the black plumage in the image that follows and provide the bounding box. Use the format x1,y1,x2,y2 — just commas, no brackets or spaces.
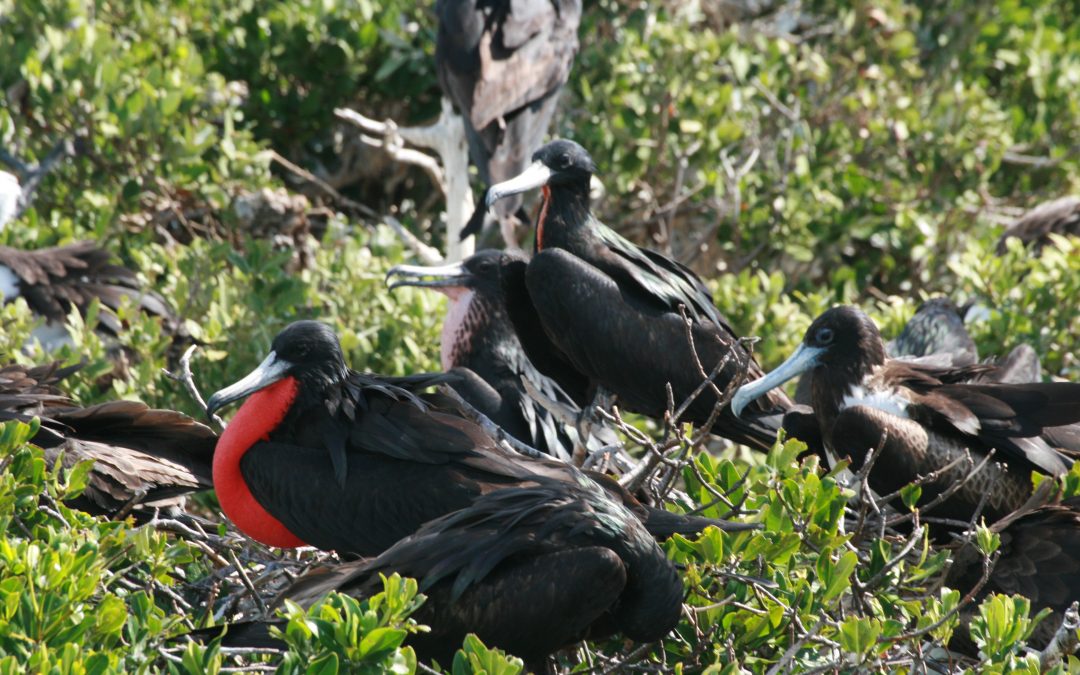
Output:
205,477,683,672
732,306,1080,525
206,321,754,557
437,0,581,239
0,361,217,516
947,493,1080,653
475,139,792,450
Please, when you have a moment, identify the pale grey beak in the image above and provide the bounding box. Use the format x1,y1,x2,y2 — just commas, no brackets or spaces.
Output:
206,351,292,415
731,343,825,417
485,161,554,209
385,261,470,291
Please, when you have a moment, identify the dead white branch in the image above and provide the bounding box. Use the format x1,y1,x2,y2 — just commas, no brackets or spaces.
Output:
335,98,475,262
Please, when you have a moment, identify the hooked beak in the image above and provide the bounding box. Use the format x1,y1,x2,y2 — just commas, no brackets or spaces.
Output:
485,161,553,209
206,351,292,416
385,261,472,292
731,343,825,417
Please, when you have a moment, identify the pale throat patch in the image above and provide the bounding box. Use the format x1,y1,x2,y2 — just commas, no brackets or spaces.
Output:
440,288,476,371
841,384,911,419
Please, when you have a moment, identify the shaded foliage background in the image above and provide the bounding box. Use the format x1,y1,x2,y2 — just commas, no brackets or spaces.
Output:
1,0,1079,672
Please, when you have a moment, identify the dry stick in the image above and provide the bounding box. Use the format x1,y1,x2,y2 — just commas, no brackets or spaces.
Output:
1039,601,1080,669
438,384,544,459
889,550,1000,644
335,99,474,261
856,525,925,594
163,344,226,430
226,549,269,616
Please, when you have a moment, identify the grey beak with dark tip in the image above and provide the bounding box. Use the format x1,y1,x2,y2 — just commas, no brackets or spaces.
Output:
731,343,825,417
206,351,292,416
385,261,472,291
485,160,554,209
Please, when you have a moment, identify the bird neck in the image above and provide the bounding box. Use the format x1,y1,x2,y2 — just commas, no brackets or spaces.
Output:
212,376,307,548
812,347,886,432
534,182,592,253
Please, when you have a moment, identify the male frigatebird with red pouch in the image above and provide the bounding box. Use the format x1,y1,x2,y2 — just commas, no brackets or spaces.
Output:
206,321,754,555
732,306,1080,525
471,139,792,450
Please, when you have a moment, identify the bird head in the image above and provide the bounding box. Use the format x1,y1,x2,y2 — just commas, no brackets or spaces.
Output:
484,139,597,210
207,321,349,415
732,306,885,417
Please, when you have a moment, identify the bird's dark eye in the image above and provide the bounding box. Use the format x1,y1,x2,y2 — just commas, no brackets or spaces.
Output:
559,153,571,168
817,327,834,344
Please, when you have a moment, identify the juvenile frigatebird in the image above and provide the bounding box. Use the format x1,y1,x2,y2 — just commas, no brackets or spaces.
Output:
437,0,582,245
996,195,1080,255
205,320,751,554
474,139,792,450
946,491,1080,653
387,248,614,461
732,306,1080,525
195,477,683,673
1,361,217,517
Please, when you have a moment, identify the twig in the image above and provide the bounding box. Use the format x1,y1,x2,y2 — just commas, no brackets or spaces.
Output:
1040,602,1080,669
163,344,226,430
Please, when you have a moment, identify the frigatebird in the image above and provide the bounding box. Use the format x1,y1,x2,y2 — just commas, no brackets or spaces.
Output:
732,306,1080,524
437,0,581,244
1,361,217,516
386,248,615,461
205,320,754,555
946,493,1080,653
996,195,1080,255
0,242,181,348
474,139,792,450
195,477,683,672
0,171,180,349
889,298,979,367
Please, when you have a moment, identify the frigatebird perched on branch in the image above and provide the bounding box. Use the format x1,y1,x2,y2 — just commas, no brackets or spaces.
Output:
205,320,754,555
732,306,1080,525
996,195,1080,255
437,0,582,244
0,361,217,517
947,491,1080,653
386,249,615,461
197,477,682,673
471,139,792,450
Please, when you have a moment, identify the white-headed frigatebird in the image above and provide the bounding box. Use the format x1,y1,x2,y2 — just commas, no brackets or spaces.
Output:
205,320,755,555
386,248,616,462
468,139,793,450
438,0,581,244
732,305,1080,527
996,194,1080,255
1,361,217,517
192,476,683,673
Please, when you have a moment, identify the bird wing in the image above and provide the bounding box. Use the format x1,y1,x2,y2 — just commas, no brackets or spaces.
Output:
0,242,177,335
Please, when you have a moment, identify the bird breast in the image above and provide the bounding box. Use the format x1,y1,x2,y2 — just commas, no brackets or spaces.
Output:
441,288,477,372
841,383,911,419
